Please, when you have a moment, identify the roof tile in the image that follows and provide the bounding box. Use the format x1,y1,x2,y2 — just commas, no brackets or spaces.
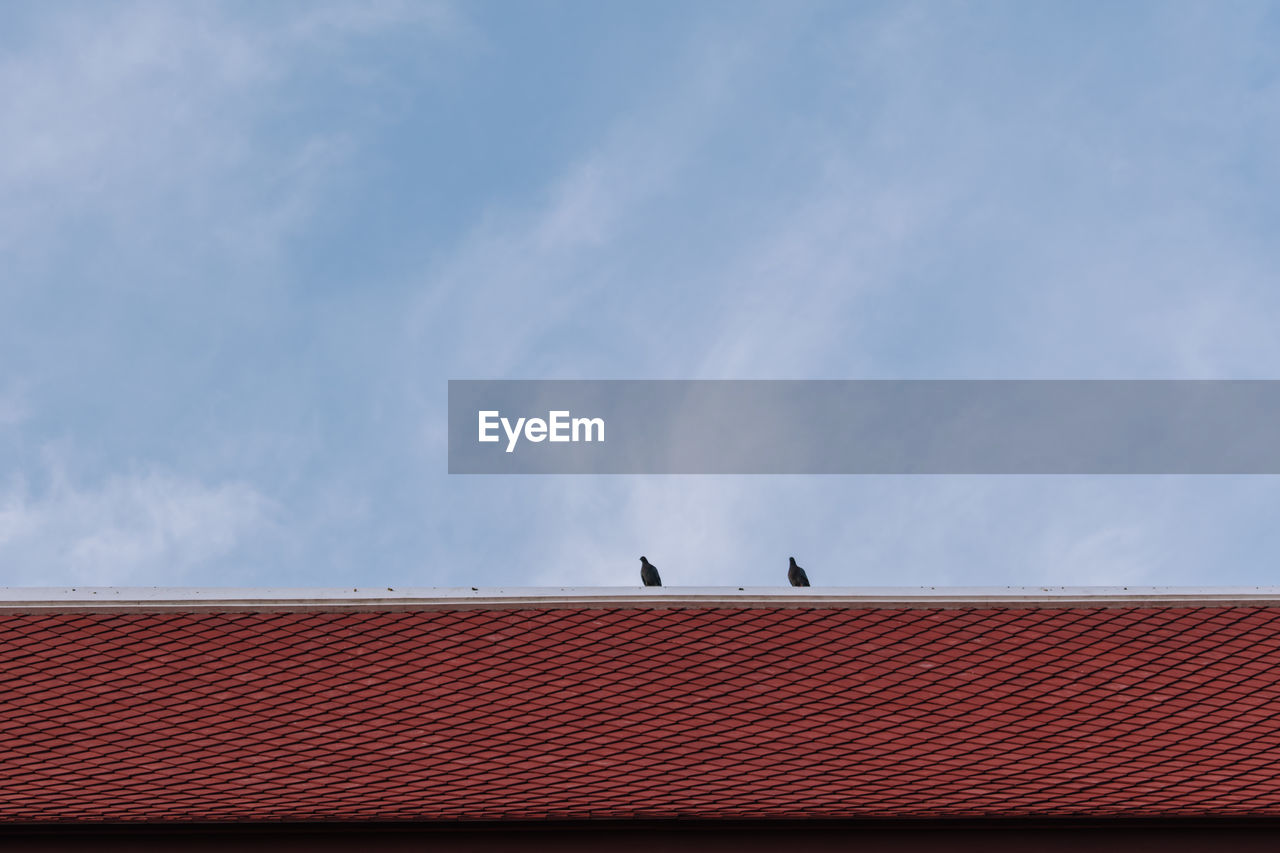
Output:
5,605,1280,821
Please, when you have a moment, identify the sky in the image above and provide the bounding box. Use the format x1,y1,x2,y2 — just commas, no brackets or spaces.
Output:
2,0,1280,589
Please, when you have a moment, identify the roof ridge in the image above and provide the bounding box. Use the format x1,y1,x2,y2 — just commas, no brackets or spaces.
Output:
4,585,1280,612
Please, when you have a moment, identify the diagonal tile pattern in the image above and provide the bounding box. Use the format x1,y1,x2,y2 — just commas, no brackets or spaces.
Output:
4,605,1280,821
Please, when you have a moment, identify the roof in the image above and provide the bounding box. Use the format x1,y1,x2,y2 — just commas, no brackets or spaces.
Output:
5,586,1280,823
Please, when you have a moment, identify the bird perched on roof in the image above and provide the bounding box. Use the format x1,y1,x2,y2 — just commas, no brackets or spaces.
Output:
788,557,810,587
640,556,662,587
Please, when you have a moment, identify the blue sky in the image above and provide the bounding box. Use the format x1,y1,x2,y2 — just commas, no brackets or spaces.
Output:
2,0,1280,588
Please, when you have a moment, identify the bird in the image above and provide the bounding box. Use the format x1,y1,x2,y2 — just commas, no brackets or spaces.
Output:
640,556,662,587
788,557,810,587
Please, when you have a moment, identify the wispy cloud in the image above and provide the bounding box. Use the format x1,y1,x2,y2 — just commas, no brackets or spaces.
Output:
407,15,759,379
427,3,1280,589
0,463,274,585
4,2,1278,589
0,0,457,264
0,1,462,587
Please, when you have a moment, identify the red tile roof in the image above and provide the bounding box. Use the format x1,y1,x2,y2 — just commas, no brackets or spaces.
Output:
4,598,1280,822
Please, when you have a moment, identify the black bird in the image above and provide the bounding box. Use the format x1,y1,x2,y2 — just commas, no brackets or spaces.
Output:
788,556,810,587
640,556,662,587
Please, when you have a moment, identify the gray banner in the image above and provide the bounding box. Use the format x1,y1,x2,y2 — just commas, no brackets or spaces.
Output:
447,380,1280,474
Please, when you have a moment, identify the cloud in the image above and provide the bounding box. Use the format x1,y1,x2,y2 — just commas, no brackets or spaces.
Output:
421,3,1280,590
4,2,1277,589
0,2,462,587
0,465,274,586
407,13,759,379
0,0,457,264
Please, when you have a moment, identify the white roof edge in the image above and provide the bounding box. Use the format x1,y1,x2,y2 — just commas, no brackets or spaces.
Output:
3,586,1280,611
